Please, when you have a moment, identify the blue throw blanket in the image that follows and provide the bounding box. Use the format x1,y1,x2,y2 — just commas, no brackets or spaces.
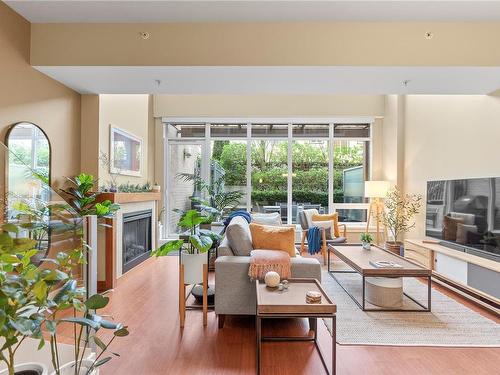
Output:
307,226,322,255
223,210,252,229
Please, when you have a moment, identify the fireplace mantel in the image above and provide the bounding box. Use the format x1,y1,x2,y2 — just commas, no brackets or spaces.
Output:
97,192,161,204
96,192,160,292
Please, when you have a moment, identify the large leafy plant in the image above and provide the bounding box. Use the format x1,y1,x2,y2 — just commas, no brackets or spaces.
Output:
0,222,82,375
60,173,119,219
151,210,221,256
48,288,129,375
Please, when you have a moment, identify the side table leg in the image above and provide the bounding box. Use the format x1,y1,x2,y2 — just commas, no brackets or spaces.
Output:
309,317,317,339
428,275,432,312
362,275,366,311
332,315,336,375
256,316,261,375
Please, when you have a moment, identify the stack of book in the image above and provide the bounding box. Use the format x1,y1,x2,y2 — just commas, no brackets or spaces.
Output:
306,290,322,304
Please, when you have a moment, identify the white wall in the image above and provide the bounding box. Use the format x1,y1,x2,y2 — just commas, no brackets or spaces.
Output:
404,95,500,237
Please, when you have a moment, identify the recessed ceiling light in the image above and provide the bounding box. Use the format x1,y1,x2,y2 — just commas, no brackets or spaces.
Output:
402,80,411,87
139,32,150,40
425,31,434,40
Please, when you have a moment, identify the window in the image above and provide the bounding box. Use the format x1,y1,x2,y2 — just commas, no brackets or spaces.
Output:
163,121,373,237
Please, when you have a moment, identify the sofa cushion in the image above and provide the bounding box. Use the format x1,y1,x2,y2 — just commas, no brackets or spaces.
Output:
226,216,253,256
249,223,296,257
251,212,282,226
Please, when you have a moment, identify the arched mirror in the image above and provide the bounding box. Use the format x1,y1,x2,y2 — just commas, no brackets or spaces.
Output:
5,122,51,264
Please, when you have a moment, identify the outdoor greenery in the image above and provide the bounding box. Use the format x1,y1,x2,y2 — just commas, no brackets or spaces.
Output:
212,140,365,206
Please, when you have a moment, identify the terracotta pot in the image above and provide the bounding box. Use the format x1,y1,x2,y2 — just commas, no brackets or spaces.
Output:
385,241,403,255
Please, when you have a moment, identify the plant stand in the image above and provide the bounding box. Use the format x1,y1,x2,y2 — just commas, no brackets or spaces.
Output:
179,263,209,328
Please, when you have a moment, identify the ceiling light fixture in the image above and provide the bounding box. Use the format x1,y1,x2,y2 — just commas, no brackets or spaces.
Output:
424,31,434,40
139,32,150,40
402,80,411,87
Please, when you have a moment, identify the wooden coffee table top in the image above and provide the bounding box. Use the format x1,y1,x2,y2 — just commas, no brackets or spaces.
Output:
256,278,336,315
330,245,431,277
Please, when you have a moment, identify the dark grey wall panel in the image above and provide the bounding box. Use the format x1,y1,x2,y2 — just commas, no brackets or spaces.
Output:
467,263,500,299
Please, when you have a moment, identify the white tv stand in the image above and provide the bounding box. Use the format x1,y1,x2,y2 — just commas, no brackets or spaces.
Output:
404,239,500,314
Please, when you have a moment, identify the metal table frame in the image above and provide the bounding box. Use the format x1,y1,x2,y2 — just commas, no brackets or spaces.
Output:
327,248,432,312
256,313,336,375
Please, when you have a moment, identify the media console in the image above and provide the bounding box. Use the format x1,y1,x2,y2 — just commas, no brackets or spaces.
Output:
404,239,500,314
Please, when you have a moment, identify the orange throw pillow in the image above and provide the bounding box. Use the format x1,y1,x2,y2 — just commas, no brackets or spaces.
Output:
311,213,340,238
249,223,296,257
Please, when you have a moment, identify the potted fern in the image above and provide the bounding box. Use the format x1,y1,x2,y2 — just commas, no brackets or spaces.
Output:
379,187,422,255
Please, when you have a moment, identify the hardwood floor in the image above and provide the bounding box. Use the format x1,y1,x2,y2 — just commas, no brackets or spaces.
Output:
98,256,499,375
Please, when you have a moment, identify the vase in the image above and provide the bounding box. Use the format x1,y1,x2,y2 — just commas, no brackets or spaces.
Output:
0,363,48,375
50,359,98,375
362,242,371,250
385,241,403,255
180,251,208,285
152,185,161,193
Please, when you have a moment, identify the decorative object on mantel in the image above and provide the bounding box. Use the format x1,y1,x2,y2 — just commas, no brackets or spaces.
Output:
152,183,161,192
360,233,373,250
151,209,222,328
109,126,143,177
264,271,281,288
379,187,422,255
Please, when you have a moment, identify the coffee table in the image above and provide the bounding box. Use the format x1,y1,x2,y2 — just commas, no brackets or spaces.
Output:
255,278,336,375
327,245,432,312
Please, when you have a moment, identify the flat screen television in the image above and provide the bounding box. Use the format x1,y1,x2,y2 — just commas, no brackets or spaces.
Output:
426,177,500,261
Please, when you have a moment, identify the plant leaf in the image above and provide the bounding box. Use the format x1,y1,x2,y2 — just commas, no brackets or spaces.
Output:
189,234,212,253
151,240,183,257
85,294,109,310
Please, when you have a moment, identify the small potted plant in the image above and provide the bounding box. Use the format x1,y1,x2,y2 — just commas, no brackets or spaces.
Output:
360,233,373,250
379,187,422,255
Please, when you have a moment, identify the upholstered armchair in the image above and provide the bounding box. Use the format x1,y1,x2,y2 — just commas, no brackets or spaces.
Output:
298,209,347,264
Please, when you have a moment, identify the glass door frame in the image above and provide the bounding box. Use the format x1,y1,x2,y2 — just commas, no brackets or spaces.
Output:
162,118,374,238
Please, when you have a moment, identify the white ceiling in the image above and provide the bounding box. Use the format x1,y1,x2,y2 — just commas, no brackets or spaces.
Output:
7,1,500,23
34,66,500,95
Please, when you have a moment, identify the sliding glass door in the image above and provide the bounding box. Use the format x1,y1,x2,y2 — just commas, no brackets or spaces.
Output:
163,121,372,238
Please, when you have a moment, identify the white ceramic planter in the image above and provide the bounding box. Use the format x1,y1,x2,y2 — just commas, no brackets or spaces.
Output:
50,359,98,375
181,251,208,285
0,362,48,375
362,241,371,250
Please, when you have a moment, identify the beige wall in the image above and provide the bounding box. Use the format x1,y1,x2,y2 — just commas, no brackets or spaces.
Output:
0,2,80,188
98,94,152,187
404,95,500,237
31,22,500,67
154,94,384,118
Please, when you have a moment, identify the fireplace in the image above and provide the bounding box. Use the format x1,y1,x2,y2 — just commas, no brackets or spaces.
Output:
122,209,152,273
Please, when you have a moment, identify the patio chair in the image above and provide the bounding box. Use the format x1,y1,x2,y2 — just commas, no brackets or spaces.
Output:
298,209,347,265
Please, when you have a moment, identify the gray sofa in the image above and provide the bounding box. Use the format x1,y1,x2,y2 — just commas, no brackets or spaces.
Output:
215,216,322,328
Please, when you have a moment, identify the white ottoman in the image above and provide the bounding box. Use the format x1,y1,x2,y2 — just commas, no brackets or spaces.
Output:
365,277,403,308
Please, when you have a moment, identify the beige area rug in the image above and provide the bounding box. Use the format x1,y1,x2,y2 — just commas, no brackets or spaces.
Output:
321,270,500,347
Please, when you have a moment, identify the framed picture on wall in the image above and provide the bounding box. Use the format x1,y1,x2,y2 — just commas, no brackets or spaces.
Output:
110,126,143,177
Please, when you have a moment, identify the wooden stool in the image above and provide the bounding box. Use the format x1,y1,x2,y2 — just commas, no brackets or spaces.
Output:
179,255,208,328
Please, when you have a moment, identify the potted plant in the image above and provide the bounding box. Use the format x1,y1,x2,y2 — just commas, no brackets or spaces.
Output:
47,289,129,375
151,210,221,280
360,233,373,250
379,187,422,255
59,173,119,219
0,222,77,375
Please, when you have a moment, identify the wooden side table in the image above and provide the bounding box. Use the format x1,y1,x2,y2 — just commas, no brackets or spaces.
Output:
255,278,337,375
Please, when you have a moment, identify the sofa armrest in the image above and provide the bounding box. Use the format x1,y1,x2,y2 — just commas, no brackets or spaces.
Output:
217,236,234,257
